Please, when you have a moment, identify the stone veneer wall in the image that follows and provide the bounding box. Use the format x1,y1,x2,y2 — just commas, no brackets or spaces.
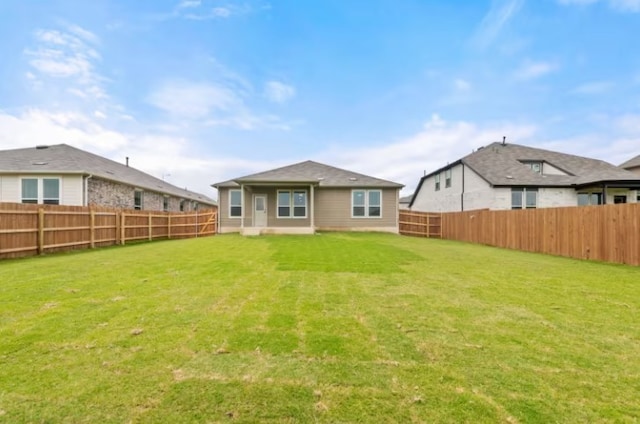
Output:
87,178,203,212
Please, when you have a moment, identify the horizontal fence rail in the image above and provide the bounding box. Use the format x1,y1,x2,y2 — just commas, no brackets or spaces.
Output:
401,204,638,266
399,211,442,238
0,202,217,259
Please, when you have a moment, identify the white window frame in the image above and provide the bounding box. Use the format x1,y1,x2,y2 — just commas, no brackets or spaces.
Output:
522,161,543,175
134,189,144,210
511,187,538,209
277,189,308,218
163,196,169,212
229,189,242,218
445,168,452,188
351,189,382,218
20,177,61,205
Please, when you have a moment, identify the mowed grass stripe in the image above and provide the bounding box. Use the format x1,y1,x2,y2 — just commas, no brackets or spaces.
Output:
0,233,639,423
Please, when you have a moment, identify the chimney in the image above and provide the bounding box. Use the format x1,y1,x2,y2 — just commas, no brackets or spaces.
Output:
126,157,129,167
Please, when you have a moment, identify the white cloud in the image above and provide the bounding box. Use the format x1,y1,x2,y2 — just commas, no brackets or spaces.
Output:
177,0,201,9
147,80,292,130
164,0,268,21
24,25,106,102
471,0,525,49
615,114,640,134
571,80,614,94
264,81,296,103
558,0,640,12
514,60,557,80
0,108,223,198
320,114,537,195
148,80,243,119
453,78,471,92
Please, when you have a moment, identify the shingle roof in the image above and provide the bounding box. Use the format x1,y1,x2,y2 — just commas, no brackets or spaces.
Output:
620,154,640,170
399,194,413,204
459,142,640,187
213,160,403,188
0,144,216,205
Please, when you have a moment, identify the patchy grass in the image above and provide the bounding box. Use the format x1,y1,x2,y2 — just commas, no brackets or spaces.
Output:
0,233,639,423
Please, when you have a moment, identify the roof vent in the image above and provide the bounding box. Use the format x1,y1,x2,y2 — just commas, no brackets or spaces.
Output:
317,177,325,181
506,175,514,179
32,161,48,165
349,177,358,181
35,145,49,150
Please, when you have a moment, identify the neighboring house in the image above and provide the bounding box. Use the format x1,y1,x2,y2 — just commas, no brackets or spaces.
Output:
213,160,403,235
0,144,216,211
620,154,640,175
399,194,413,210
410,141,640,212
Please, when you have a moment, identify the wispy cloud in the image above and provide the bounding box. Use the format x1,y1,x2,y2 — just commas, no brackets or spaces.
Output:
558,0,640,12
471,0,525,50
453,78,472,92
321,114,537,194
571,80,614,94
264,81,296,103
24,24,107,101
147,79,291,130
161,0,270,21
148,80,243,119
513,60,558,80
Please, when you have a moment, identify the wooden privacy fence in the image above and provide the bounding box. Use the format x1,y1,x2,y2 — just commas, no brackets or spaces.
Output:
438,204,639,266
399,210,442,238
0,202,217,259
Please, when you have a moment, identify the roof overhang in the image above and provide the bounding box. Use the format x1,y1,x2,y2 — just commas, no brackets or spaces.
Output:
574,180,640,190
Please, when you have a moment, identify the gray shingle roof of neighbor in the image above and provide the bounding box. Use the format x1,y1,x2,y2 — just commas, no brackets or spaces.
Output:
0,144,216,205
445,142,640,187
213,160,404,188
620,154,640,170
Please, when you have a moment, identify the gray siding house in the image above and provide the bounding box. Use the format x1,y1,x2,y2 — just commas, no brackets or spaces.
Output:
0,144,216,211
410,142,640,212
213,160,403,235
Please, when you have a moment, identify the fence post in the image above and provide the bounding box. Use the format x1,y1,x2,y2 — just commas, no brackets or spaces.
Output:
168,214,172,239
195,209,199,238
37,208,45,255
148,213,153,241
115,211,120,245
90,209,96,248
121,212,126,245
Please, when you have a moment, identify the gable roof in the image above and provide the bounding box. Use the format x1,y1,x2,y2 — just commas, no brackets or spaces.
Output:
410,142,640,207
462,142,639,187
620,154,640,170
0,144,216,205
213,160,403,189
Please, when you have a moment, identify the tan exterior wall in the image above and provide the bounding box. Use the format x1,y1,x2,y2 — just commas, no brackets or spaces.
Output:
217,185,400,233
0,174,83,206
217,187,241,232
314,187,399,232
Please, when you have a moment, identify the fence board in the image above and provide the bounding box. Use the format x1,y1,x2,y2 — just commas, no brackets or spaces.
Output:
0,202,217,259
433,204,640,266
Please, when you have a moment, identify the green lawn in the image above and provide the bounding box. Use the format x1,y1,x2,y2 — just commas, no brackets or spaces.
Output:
1,233,639,423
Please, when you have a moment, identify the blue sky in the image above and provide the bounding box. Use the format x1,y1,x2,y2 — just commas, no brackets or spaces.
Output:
1,0,639,198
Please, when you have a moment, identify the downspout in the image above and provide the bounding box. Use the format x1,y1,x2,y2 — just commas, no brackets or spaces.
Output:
240,184,245,232
310,184,315,233
461,164,465,211
84,174,93,206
